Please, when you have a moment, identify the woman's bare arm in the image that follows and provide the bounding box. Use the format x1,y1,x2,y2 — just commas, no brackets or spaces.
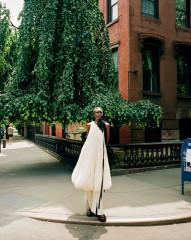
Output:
105,122,110,143
86,123,91,135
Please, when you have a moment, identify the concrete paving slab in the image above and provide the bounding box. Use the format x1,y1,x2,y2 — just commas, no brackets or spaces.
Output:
0,192,43,210
109,175,157,193
128,169,181,188
15,185,67,202
103,192,159,218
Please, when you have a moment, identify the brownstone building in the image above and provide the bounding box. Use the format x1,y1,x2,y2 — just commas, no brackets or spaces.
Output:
99,0,191,143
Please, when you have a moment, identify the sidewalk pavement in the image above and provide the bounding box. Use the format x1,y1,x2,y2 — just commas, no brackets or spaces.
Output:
1,136,191,226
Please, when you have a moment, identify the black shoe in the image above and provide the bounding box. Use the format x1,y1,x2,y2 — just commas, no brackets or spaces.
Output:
97,214,106,222
87,208,95,217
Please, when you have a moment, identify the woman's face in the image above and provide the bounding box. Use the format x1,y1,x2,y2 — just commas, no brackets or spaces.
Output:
94,108,103,121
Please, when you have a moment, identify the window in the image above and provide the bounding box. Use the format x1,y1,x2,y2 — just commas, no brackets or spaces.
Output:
108,0,118,23
145,125,161,142
52,124,56,136
142,0,158,18
111,48,118,91
177,53,191,95
62,128,67,138
180,119,191,140
142,43,160,93
176,0,190,28
109,127,119,144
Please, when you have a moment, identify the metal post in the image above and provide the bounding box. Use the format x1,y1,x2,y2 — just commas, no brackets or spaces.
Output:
2,137,6,148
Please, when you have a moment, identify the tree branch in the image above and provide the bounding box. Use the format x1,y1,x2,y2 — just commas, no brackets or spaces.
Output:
10,21,19,29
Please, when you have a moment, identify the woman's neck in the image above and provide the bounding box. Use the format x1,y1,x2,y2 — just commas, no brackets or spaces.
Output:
94,119,102,124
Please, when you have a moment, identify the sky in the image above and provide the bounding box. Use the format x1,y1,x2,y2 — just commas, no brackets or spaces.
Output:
1,0,24,27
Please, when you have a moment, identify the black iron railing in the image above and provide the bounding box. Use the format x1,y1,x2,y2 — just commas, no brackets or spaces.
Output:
35,134,182,168
35,134,84,166
108,142,182,169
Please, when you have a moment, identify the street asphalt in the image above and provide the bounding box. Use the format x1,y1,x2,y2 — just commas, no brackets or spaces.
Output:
1,135,191,226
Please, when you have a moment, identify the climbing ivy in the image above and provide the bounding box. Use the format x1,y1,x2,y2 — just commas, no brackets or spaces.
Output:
0,0,162,128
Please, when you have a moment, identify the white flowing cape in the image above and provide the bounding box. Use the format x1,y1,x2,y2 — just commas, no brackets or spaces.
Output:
71,121,112,191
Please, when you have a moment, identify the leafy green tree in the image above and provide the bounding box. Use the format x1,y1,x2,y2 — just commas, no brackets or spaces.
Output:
0,0,162,128
0,3,18,125
0,3,17,92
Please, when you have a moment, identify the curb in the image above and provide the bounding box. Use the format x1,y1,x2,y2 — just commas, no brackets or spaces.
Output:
23,213,191,226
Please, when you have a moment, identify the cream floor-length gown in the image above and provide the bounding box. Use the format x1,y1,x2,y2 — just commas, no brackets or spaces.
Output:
71,121,112,214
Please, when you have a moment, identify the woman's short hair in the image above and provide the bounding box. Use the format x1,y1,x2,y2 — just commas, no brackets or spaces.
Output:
93,107,103,114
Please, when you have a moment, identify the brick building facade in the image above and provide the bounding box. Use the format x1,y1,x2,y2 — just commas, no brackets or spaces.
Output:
99,0,191,143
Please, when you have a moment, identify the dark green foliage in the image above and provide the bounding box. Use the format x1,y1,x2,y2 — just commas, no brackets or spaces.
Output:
0,3,17,92
0,0,162,128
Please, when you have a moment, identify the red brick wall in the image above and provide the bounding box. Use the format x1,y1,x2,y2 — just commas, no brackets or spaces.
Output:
49,126,52,136
99,0,130,100
56,124,63,138
43,122,49,135
120,125,130,144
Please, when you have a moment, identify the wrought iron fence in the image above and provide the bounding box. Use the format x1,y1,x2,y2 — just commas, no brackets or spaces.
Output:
35,134,182,169
35,134,83,166
108,142,181,169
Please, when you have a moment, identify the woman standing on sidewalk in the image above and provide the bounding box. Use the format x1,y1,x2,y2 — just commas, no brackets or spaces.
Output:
72,107,112,222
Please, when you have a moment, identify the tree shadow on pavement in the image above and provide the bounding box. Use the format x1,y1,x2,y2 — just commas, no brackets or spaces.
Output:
65,220,108,240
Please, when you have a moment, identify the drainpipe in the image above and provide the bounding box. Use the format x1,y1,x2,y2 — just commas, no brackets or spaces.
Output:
128,69,139,101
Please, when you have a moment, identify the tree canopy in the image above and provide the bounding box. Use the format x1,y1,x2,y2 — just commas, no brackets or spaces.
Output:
0,3,17,92
0,0,162,128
